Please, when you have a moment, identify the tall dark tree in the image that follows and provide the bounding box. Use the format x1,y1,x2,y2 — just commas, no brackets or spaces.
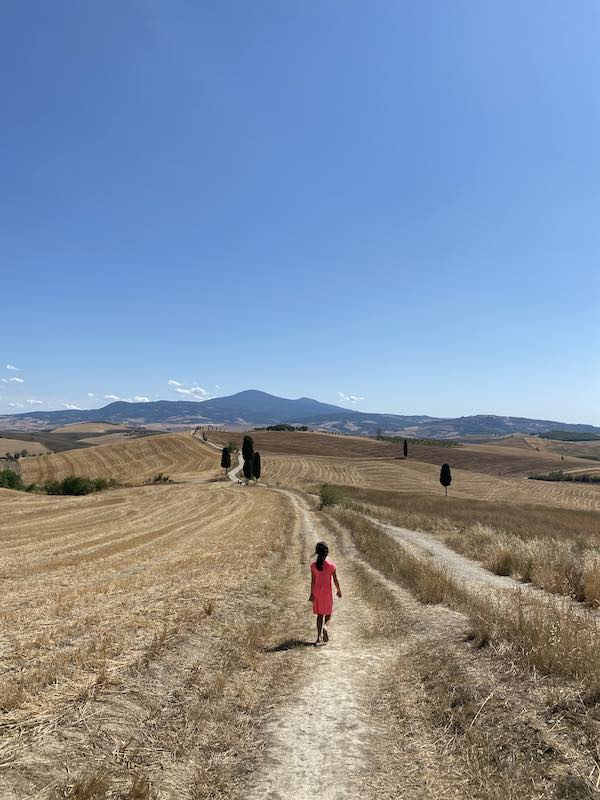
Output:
242,435,254,463
440,463,452,496
403,439,408,458
252,451,261,482
243,458,253,482
220,447,231,476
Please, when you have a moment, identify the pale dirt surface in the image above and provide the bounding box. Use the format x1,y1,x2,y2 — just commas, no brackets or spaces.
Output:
243,491,397,800
370,517,518,592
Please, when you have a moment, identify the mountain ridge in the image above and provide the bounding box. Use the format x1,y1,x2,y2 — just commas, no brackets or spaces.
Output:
1,390,599,438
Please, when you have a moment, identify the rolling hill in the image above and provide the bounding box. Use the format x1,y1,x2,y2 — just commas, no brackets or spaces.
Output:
1,389,599,438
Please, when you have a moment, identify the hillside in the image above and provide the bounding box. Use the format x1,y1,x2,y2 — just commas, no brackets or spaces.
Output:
19,433,219,485
2,389,599,438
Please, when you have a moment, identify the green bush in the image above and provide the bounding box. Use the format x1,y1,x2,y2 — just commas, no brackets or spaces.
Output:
0,469,24,490
43,475,118,495
319,483,341,509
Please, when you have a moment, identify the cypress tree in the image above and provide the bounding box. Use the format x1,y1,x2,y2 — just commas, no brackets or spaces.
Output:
242,435,254,463
252,452,261,481
440,463,452,496
403,439,408,458
243,458,253,482
220,447,231,475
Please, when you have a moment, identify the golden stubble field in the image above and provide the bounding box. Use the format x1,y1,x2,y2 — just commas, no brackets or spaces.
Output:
18,433,219,485
0,480,308,799
262,452,600,511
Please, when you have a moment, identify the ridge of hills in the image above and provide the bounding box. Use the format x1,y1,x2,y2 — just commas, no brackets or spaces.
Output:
1,389,598,438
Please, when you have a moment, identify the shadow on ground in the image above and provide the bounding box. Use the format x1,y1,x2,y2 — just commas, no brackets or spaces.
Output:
263,639,315,653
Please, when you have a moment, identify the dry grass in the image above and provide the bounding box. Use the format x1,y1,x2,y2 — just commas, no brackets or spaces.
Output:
18,432,219,485
332,506,600,693
332,485,600,606
0,481,306,798
334,510,600,799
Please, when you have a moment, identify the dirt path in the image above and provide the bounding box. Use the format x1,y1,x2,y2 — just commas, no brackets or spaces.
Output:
368,516,517,592
244,491,395,800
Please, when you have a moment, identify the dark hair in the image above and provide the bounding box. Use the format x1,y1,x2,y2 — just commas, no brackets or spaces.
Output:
315,541,329,571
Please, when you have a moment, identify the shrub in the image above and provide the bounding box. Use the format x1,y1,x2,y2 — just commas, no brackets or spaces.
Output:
0,470,23,490
43,476,118,495
146,473,172,484
319,483,341,509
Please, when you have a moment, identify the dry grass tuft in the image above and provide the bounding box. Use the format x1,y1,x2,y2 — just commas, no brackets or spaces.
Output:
332,507,458,606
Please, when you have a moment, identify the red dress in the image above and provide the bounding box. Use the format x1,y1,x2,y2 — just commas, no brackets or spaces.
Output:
310,559,337,615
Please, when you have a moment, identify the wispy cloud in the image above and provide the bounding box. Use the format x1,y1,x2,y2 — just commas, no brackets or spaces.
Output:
87,392,96,399
8,401,23,408
26,399,43,405
175,385,209,400
5,364,20,371
2,377,24,384
104,394,121,401
168,379,181,387
133,395,150,403
63,403,81,410
338,392,365,403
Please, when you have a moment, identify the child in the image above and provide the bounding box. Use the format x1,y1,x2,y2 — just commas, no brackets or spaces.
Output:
309,541,342,646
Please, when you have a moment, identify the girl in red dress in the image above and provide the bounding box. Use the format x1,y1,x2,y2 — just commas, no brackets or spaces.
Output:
309,541,342,646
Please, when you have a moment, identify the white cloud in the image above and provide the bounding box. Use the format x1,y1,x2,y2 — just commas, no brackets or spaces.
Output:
87,392,96,399
2,377,24,384
133,395,150,403
8,401,23,408
5,364,20,371
104,394,121,401
338,392,365,403
175,385,209,400
26,399,43,405
63,403,81,410
215,384,221,389
168,379,181,387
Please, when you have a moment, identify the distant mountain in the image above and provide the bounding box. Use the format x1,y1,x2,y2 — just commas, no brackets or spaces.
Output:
1,389,599,438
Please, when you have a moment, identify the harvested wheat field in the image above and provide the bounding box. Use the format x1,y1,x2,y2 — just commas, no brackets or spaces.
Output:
18,433,219,485
0,437,50,456
263,452,600,511
0,480,314,799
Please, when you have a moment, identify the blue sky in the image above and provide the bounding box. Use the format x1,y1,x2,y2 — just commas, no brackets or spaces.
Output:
1,1,599,423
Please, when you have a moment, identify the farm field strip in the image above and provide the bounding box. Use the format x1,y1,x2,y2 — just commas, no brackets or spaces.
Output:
18,432,219,485
264,453,600,511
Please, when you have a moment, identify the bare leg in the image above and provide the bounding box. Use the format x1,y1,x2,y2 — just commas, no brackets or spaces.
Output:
315,614,323,644
323,614,331,642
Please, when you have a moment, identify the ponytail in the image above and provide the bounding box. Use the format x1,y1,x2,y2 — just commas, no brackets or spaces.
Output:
315,541,329,571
